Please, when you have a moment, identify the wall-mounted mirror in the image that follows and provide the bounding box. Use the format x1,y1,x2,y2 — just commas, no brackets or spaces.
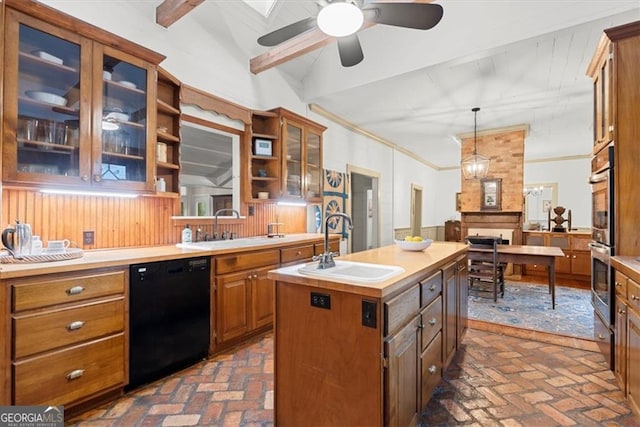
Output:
523,182,558,230
178,114,241,217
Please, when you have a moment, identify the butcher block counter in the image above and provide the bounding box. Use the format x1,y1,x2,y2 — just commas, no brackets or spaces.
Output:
268,241,468,427
0,233,337,413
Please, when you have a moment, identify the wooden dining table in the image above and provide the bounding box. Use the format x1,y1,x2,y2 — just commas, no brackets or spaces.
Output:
467,244,565,309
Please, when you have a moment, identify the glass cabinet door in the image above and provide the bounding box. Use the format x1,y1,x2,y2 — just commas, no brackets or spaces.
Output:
306,130,321,199
97,48,150,187
3,11,90,184
283,120,303,198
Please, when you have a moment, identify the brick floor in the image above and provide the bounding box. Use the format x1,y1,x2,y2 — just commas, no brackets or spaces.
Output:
67,329,640,426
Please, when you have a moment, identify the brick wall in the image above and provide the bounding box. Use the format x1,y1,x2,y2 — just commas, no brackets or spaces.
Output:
460,129,526,212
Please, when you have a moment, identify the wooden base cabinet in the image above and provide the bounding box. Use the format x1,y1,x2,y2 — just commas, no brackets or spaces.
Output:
274,256,467,427
8,268,127,408
523,231,591,284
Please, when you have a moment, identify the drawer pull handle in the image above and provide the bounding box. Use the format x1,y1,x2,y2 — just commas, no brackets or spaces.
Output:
598,333,605,341
429,285,436,291
428,365,437,375
66,369,85,381
67,321,85,331
418,323,425,330
632,295,639,301
297,251,302,255
428,318,437,326
616,282,622,287
66,286,84,295
619,308,627,315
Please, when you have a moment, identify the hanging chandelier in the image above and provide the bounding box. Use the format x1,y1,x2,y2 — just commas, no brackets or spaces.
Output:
461,107,490,179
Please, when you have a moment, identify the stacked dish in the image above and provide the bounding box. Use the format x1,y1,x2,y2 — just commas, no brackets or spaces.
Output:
25,91,67,106
31,50,63,65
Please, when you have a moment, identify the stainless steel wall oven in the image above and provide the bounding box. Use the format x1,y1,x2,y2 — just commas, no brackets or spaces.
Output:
589,143,614,326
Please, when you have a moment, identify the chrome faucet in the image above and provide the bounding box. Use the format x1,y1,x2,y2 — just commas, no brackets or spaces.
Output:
213,208,240,240
314,212,353,269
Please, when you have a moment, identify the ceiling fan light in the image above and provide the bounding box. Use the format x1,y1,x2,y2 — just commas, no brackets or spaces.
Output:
317,2,364,37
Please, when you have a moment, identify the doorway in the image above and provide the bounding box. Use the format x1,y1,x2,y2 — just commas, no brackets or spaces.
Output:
411,184,423,237
348,165,380,253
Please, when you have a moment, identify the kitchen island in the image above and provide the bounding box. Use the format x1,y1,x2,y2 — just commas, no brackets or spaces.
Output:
268,241,468,427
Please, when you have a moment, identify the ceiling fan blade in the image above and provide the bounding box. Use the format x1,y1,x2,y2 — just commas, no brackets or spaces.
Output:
257,17,317,47
337,34,364,67
363,3,444,30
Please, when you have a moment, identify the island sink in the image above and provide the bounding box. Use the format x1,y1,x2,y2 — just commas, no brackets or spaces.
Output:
297,260,404,283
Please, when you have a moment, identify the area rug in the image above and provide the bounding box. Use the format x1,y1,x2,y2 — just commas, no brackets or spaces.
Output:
468,282,593,339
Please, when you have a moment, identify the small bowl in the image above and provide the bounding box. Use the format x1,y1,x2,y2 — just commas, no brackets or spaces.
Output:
118,80,136,89
257,192,269,199
395,239,433,251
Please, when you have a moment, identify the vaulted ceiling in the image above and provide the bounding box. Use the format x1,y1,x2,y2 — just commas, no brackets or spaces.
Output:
157,0,640,169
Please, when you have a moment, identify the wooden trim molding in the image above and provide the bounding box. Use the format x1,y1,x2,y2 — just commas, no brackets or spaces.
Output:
156,0,204,28
181,85,251,125
4,0,166,64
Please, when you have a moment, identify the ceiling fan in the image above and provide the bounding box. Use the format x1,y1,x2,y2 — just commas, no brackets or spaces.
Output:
257,0,444,67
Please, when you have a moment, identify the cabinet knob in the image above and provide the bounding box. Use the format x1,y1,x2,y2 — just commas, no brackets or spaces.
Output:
418,323,425,330
428,365,437,375
253,273,258,279
93,175,102,182
618,308,627,315
615,282,623,287
429,285,436,291
66,321,85,331
66,286,85,295
572,255,576,259
81,174,89,182
297,251,302,255
598,333,605,341
428,318,437,326
632,295,639,301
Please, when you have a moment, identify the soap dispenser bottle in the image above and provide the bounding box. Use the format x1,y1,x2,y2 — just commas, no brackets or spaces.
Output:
181,224,192,243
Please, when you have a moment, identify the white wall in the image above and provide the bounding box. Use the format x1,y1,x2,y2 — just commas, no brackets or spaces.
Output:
524,158,591,228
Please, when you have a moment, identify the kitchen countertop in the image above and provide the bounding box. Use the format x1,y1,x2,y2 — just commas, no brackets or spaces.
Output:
522,229,591,234
268,241,468,299
0,233,332,279
612,256,640,280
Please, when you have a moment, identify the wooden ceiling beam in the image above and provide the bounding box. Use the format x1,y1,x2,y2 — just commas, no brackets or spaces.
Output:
156,0,204,28
249,0,435,74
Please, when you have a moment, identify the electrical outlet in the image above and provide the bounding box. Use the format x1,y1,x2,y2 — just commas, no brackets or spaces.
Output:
310,292,331,309
362,299,377,328
83,230,95,245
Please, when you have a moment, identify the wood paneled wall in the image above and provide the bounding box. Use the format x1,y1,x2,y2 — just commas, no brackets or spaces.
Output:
460,129,526,212
2,187,310,249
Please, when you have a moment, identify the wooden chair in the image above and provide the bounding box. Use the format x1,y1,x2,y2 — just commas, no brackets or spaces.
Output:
466,236,505,302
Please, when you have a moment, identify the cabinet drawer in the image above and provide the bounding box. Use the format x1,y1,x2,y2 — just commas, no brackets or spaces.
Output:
12,270,125,312
281,245,314,265
628,277,640,313
571,236,591,251
420,271,442,307
525,263,547,274
14,298,124,359
420,296,442,350
615,271,628,299
420,331,442,409
314,241,339,255
13,334,125,406
216,249,280,274
385,285,420,336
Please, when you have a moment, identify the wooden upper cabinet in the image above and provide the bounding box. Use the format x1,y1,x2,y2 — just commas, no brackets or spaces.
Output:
246,108,325,202
2,5,162,193
589,41,613,155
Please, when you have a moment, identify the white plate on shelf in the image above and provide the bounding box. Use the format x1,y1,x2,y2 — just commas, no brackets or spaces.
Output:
31,50,63,65
25,91,67,106
118,80,136,89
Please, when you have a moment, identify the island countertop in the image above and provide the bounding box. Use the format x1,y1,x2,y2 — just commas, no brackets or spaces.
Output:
268,241,468,299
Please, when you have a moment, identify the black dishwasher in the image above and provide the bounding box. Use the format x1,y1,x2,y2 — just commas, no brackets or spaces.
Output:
128,256,210,389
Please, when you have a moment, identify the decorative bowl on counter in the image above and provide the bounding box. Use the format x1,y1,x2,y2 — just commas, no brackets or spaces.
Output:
395,238,433,251
25,91,67,106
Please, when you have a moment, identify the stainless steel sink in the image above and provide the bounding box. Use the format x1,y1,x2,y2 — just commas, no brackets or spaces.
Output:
297,260,405,283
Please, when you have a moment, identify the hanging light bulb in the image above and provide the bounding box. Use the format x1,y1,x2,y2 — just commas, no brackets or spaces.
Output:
461,107,490,179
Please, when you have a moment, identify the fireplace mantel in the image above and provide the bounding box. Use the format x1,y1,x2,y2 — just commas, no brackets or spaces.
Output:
461,211,523,245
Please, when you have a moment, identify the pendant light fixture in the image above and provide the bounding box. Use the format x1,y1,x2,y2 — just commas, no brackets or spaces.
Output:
461,107,490,179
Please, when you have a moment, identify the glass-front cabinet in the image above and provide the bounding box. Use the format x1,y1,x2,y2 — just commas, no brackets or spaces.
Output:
2,8,157,192
279,109,326,202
